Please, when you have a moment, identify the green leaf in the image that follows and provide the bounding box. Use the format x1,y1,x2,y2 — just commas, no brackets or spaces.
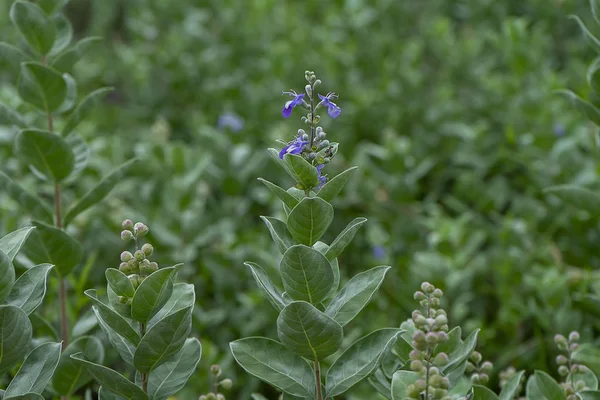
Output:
23,221,82,276
261,216,295,255
544,185,600,215
86,290,140,345
557,90,600,126
98,387,120,400
93,307,135,365
70,353,148,400
9,1,55,55
0,172,54,223
325,266,391,326
578,391,600,400
62,87,114,136
526,371,566,400
258,178,299,209
53,336,104,396
473,385,500,400
0,103,26,127
63,159,138,227
499,370,524,400
5,342,61,397
133,306,192,374
55,73,77,113
147,283,195,329
14,129,74,182
318,166,358,202
444,329,480,374
3,394,45,400
287,197,334,246
131,265,179,324
64,134,89,182
313,241,340,300
573,344,600,378
38,0,69,15
0,251,16,303
230,337,315,398
107,284,131,318
324,217,367,261
105,268,135,298
50,14,72,56
0,305,33,374
0,42,27,76
18,62,67,113
280,245,334,304
51,37,102,73
325,328,401,398
7,263,53,314
245,262,286,311
0,227,35,261
572,366,599,391
283,154,319,189
433,326,462,357
390,370,419,400
146,338,201,400
571,15,600,54
588,57,600,94
277,301,343,360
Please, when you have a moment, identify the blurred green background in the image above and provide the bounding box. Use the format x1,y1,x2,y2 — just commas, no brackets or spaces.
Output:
2,0,600,398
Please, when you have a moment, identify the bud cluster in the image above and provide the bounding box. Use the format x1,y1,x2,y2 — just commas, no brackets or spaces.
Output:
465,351,493,385
118,219,158,295
199,364,232,400
555,331,589,399
406,282,451,400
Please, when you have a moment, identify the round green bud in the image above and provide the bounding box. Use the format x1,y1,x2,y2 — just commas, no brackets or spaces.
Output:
216,394,225,400
134,222,149,236
429,374,444,387
120,251,133,262
568,395,578,400
481,361,493,374
437,331,449,342
413,314,426,326
406,383,420,398
556,355,568,365
471,374,480,384
119,262,129,273
569,331,580,342
122,219,134,230
433,352,449,367
128,274,141,289
554,334,567,349
211,364,222,377
421,282,435,294
219,379,233,390
414,291,426,301
409,349,422,360
433,288,443,298
575,380,587,391
425,332,438,344
430,297,440,308
466,362,476,373
142,243,154,256
470,351,482,364
121,230,133,241
206,394,216,400
569,343,580,352
415,379,427,391
565,386,575,395
479,373,489,384
134,250,145,261
410,360,423,372
429,367,440,376
117,296,128,304
412,330,426,343
200,396,207,400
558,365,569,377
435,315,448,326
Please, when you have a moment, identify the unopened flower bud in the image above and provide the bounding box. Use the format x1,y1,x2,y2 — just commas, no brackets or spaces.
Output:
429,367,440,376
206,394,216,400
421,282,435,294
479,373,489,384
219,379,232,390
569,331,580,342
121,230,133,241
410,360,423,372
556,355,568,365
134,250,145,261
409,349,422,360
575,380,587,391
433,288,443,298
142,243,154,256
481,361,493,374
554,334,568,350
558,365,569,376
437,332,449,342
470,351,482,364
414,291,426,301
319,139,330,149
134,222,149,236
466,362,476,373
119,262,128,272
317,130,326,140
413,330,425,343
434,352,449,366
200,396,207,400
415,379,427,391
216,395,225,400
406,384,420,398
305,84,312,96
430,374,444,387
435,315,448,326
210,364,222,377
122,219,133,230
121,251,133,262
471,373,480,384
430,298,440,308
569,343,580,352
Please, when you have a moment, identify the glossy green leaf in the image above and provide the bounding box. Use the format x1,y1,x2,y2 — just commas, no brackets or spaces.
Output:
9,1,55,54
0,103,26,127
0,172,53,223
70,353,148,400
573,344,600,378
7,263,53,314
62,87,114,136
526,370,566,400
0,42,27,76
133,306,192,374
499,370,525,400
390,370,419,400
0,305,33,374
324,217,367,261
55,73,77,113
0,251,16,303
443,329,480,375
105,268,135,298
587,57,600,94
51,36,102,73
65,134,89,181
14,129,74,182
277,301,343,360
93,307,135,365
86,290,140,345
38,0,69,15
544,185,600,215
0,227,35,261
258,178,299,209
147,283,195,329
280,245,334,304
131,265,178,323
3,394,45,400
283,154,320,189
578,391,600,400
318,166,358,202
50,14,72,55
557,89,600,126
325,328,401,398
98,387,121,400
325,266,390,326
23,221,82,276
473,385,500,400
287,197,334,246
261,216,295,255
52,336,103,396
313,241,340,300
571,15,600,53
230,337,315,398
245,262,286,311
146,338,201,400
18,62,67,113
63,159,138,227
5,342,61,397
107,284,131,319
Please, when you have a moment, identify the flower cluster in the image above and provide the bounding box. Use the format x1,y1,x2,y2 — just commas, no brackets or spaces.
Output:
279,71,341,189
555,331,589,400
407,282,451,400
465,351,493,385
118,219,158,293
199,364,232,400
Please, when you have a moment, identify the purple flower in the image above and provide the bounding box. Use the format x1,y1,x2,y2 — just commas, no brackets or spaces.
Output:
318,93,341,118
553,123,566,137
372,246,386,260
282,92,305,118
217,112,244,132
279,133,309,159
316,164,327,189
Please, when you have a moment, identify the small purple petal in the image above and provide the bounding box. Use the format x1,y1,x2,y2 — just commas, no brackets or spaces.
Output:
316,164,327,189
282,94,305,118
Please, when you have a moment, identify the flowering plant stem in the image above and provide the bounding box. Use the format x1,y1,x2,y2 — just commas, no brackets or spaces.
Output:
314,360,323,400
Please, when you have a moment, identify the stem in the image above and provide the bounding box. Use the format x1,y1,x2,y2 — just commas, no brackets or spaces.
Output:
309,81,315,147
425,349,431,400
141,324,148,392
314,360,323,400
